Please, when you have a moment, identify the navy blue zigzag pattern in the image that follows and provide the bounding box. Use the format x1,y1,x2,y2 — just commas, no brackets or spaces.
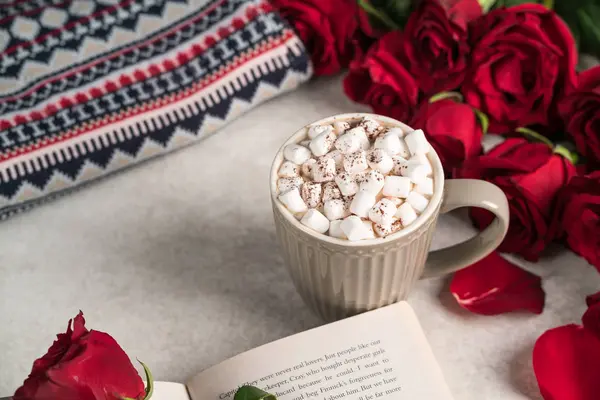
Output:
0,46,310,204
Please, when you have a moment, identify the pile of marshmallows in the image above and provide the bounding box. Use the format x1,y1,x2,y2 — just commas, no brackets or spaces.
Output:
276,116,435,241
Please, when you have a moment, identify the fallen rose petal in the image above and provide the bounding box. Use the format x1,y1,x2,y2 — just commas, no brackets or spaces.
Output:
582,291,600,338
533,324,600,400
450,252,545,315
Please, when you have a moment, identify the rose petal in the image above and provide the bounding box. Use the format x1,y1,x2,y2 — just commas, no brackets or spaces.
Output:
450,252,545,315
582,291,600,338
533,324,600,400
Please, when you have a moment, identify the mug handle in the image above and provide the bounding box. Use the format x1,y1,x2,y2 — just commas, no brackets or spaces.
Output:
421,179,509,279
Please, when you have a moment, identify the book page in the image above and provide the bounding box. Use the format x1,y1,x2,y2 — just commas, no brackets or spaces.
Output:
152,382,190,400
186,302,453,399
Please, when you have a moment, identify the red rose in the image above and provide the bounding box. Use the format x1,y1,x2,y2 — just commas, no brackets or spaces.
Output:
14,312,146,400
410,98,483,176
457,138,576,261
551,172,600,272
344,31,419,122
559,66,600,169
402,0,481,95
533,294,600,400
272,0,362,76
462,4,577,133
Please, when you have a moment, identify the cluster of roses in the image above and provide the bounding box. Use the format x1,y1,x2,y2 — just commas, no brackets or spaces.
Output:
272,0,600,397
275,0,599,270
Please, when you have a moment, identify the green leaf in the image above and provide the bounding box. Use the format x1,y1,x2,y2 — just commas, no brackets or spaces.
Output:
472,109,489,135
479,0,498,12
515,127,554,147
365,0,412,29
358,0,400,30
554,0,600,59
234,386,277,400
140,361,154,400
542,0,554,9
429,91,464,103
577,5,600,57
553,144,580,164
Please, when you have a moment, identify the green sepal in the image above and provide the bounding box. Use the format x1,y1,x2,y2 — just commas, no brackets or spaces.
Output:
472,108,489,135
429,91,464,104
515,127,554,147
553,144,580,165
234,386,277,400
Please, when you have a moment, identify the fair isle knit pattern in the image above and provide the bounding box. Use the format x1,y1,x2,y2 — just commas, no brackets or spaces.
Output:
0,0,312,219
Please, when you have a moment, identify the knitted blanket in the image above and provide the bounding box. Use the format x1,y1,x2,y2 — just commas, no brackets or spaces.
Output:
0,0,311,219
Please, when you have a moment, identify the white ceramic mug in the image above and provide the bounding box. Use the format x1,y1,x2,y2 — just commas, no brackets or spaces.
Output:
270,113,509,321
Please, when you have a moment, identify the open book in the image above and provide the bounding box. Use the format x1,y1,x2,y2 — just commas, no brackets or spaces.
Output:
154,302,453,399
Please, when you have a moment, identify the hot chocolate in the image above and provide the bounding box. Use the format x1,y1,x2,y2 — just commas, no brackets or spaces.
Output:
275,116,435,241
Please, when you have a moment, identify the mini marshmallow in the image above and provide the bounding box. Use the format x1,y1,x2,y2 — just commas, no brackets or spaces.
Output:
340,216,373,241
385,127,405,138
367,148,394,174
278,161,299,178
374,219,402,237
350,191,377,218
382,176,412,198
368,198,397,224
354,170,369,185
322,182,342,201
278,188,307,214
374,133,402,156
415,177,434,197
362,220,376,239
333,121,350,135
395,202,418,226
301,182,322,209
308,124,333,139
342,195,354,216
360,170,385,195
278,176,304,194
410,153,433,177
301,158,317,179
407,191,429,213
313,158,336,183
310,130,336,157
346,127,370,150
343,150,368,174
322,149,344,172
284,144,311,165
385,197,404,206
324,199,346,221
359,116,383,140
400,160,429,185
334,132,361,155
391,155,408,175
329,220,346,239
405,129,430,155
301,209,330,234
335,172,359,196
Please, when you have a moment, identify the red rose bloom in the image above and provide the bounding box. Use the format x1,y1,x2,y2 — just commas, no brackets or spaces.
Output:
14,312,146,400
559,65,600,169
272,0,362,76
402,0,481,95
551,172,600,272
344,31,419,122
457,138,576,261
462,4,577,133
533,294,600,400
410,98,483,176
